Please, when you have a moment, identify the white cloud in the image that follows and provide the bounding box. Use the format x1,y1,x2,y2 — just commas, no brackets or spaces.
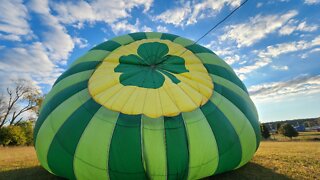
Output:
300,47,320,59
235,35,320,78
141,25,152,32
187,0,241,25
28,0,74,64
205,40,242,65
110,19,152,35
51,0,153,26
111,20,140,34
0,0,77,91
271,65,289,71
154,0,241,27
304,0,320,4
156,25,168,33
235,58,271,77
220,10,298,47
0,43,63,88
0,0,33,41
224,55,240,65
279,20,318,35
258,36,320,58
249,75,320,101
73,37,89,48
256,2,263,8
154,4,191,27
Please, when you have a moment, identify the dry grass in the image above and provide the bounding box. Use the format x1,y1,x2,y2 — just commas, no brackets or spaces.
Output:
0,146,62,180
1,142,319,180
251,142,320,180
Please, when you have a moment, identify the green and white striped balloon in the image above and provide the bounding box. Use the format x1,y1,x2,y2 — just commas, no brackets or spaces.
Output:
34,32,260,180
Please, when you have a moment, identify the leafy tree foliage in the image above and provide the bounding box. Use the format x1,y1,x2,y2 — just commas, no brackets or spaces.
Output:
276,123,282,133
0,125,26,146
16,121,34,146
279,123,298,140
260,124,271,139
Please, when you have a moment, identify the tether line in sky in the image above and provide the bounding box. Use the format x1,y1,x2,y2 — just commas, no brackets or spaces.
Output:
193,0,249,44
175,0,249,57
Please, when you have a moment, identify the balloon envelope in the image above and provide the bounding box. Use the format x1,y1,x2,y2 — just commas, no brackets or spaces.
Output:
34,32,260,180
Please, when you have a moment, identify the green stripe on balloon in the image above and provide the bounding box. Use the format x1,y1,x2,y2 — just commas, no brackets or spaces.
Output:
164,115,189,180
209,92,257,169
111,34,135,45
195,53,236,75
141,115,167,178
54,61,100,85
129,32,147,41
146,32,162,39
69,50,110,68
35,89,91,174
34,80,88,144
74,107,119,180
108,113,147,180
214,84,260,149
160,33,179,41
210,74,256,114
47,98,101,179
90,40,121,51
204,64,248,93
186,44,213,54
200,101,242,174
210,74,260,148
182,108,219,179
41,70,94,110
173,37,194,47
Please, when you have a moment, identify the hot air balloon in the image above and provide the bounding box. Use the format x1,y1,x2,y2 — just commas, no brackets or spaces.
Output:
34,32,260,180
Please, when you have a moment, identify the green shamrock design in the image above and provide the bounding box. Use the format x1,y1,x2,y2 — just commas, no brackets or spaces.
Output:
114,42,189,89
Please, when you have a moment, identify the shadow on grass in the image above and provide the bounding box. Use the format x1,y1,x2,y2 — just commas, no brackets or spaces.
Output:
0,162,291,180
0,166,65,180
207,162,292,180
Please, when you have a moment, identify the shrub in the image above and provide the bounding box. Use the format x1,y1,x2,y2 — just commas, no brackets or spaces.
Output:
16,121,34,146
279,123,298,140
0,125,27,146
260,124,271,139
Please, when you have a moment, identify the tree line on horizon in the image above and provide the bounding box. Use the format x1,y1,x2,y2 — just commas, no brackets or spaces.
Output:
260,123,299,140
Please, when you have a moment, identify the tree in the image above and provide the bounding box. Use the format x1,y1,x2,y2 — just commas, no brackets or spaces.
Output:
16,121,34,146
0,79,42,128
0,125,26,146
276,123,282,133
278,123,298,140
260,124,271,139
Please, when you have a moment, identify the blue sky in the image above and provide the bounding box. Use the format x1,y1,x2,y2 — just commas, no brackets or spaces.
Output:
0,0,319,122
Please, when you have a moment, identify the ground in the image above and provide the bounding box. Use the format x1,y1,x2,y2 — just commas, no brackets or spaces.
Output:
0,133,319,180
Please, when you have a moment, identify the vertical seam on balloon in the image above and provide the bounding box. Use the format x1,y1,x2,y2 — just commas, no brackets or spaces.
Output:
211,92,256,169
47,98,101,179
72,106,101,179
35,89,89,172
199,107,221,175
106,113,119,180
181,113,191,180
213,82,260,150
162,116,168,180
34,82,88,145
44,70,93,106
140,115,148,178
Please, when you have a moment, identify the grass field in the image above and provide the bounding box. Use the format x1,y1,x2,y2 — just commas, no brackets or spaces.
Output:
0,141,319,180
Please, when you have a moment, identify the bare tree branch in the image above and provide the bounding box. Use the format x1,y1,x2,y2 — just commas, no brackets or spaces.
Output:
0,79,42,128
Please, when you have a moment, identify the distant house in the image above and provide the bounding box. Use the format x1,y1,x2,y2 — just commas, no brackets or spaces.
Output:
294,125,305,132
